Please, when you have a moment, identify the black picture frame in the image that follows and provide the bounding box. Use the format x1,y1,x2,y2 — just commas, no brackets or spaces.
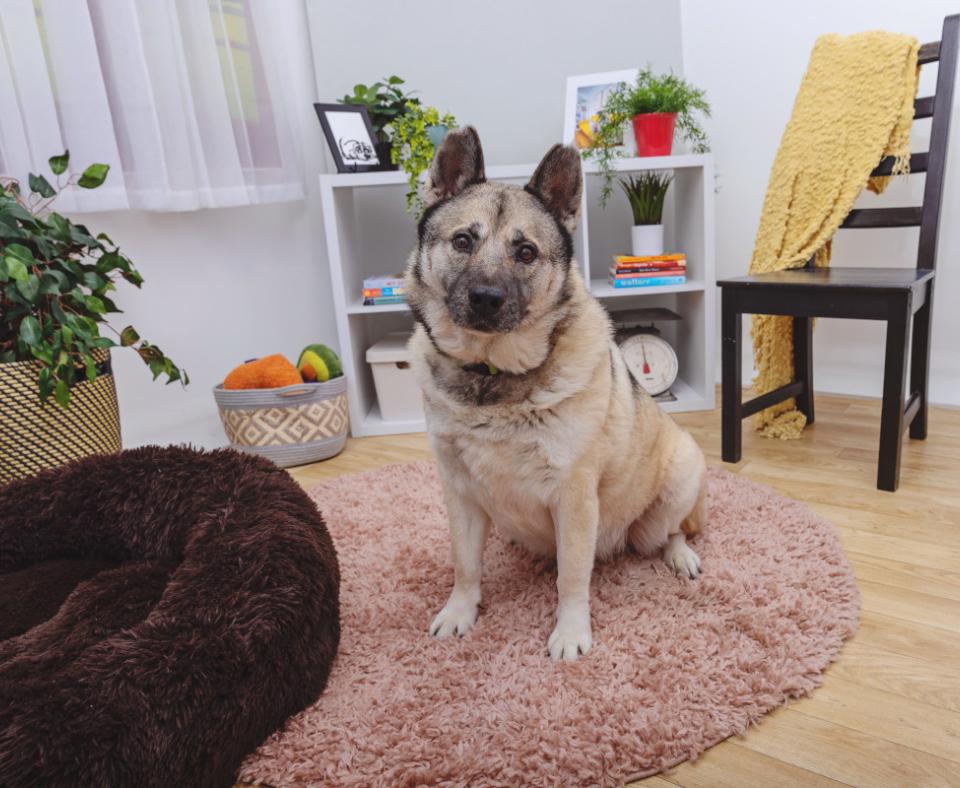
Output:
314,103,383,173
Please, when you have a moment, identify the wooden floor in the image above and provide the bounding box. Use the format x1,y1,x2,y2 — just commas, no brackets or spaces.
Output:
287,391,960,788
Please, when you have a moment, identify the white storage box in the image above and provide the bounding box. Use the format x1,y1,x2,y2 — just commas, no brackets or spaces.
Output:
366,332,424,422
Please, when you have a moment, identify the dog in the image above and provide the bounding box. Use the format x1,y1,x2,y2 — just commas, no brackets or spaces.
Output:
404,127,706,661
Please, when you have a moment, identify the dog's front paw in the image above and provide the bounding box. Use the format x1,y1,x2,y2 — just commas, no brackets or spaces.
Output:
663,537,701,579
548,608,592,661
429,594,479,639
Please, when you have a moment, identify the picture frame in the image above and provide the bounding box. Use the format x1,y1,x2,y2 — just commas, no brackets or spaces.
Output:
314,103,383,173
563,69,638,151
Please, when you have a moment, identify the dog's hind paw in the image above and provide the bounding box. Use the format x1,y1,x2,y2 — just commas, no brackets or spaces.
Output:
663,534,701,579
429,595,479,639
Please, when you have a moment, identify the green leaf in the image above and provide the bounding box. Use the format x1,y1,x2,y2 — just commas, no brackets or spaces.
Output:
28,173,56,198
90,337,116,349
54,379,70,408
48,150,69,175
82,271,106,290
19,315,41,346
16,276,39,303
38,367,53,400
120,325,139,346
83,354,97,382
77,163,110,189
121,269,144,287
96,231,114,245
49,212,72,241
83,294,105,313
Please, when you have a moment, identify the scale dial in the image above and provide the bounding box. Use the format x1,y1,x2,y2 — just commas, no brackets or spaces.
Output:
619,333,678,396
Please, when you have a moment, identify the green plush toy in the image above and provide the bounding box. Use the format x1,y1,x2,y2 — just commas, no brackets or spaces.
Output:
297,344,343,382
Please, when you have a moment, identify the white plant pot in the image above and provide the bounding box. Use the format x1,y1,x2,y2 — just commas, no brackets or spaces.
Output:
631,224,664,258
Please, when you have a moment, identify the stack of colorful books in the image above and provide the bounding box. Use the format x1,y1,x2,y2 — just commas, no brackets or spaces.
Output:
362,273,406,306
609,253,687,289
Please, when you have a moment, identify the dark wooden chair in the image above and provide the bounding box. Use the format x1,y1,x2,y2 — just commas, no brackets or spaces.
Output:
718,15,958,492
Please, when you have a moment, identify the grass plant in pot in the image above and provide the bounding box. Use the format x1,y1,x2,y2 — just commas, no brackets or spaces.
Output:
0,152,187,483
340,76,420,171
587,68,709,205
620,172,672,257
390,103,458,215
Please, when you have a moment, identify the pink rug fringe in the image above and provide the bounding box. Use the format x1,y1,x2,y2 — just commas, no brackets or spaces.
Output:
239,463,859,786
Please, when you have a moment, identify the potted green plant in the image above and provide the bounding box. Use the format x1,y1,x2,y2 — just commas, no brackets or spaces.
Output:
619,172,672,257
340,76,420,170
587,68,710,205
0,151,187,483
389,103,458,215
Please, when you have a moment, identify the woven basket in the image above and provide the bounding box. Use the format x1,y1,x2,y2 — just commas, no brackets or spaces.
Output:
0,349,121,485
213,376,349,468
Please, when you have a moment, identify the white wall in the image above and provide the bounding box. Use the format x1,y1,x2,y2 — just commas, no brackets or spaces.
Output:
681,0,960,406
307,0,685,167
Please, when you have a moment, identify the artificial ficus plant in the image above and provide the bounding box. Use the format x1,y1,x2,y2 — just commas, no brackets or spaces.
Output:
0,151,188,407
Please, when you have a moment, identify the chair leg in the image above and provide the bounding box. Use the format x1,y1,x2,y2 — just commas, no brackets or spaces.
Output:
878,295,912,492
792,315,815,425
909,286,933,440
721,292,743,463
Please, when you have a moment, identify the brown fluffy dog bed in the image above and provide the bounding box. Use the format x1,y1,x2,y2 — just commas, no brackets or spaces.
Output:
0,446,340,787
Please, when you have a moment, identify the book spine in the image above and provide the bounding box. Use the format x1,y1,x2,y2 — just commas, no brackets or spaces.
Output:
362,287,405,297
608,275,686,288
363,295,407,305
613,260,687,272
609,267,686,278
362,278,406,289
614,253,686,264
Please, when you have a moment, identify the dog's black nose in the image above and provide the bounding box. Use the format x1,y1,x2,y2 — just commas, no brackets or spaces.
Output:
468,285,505,316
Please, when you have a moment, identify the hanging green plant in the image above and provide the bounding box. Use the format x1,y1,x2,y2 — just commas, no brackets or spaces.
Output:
390,103,458,216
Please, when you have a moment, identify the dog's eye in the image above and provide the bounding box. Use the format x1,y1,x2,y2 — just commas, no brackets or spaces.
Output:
452,233,473,253
516,243,538,264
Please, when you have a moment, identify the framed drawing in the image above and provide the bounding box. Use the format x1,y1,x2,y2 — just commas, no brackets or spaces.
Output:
314,103,382,173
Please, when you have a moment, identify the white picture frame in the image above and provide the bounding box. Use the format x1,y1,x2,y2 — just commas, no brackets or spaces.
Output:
563,69,637,151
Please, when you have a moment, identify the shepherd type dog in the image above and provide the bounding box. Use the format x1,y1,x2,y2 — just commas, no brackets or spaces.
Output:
405,127,706,661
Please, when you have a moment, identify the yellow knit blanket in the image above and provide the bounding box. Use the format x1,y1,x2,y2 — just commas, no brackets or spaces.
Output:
750,30,919,439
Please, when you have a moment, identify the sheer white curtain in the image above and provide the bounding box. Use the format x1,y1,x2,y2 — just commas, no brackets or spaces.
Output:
0,0,307,212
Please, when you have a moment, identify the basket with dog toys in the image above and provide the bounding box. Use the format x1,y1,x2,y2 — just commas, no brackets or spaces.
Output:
213,344,348,466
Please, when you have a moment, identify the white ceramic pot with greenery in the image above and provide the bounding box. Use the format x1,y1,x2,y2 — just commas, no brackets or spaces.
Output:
619,172,672,257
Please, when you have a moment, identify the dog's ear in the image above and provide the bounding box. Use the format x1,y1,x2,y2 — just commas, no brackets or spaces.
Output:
526,144,583,232
424,126,486,205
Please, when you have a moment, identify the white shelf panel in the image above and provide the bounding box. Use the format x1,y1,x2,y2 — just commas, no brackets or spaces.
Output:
346,299,410,315
589,278,706,297
360,402,425,437
581,154,710,174
321,155,710,191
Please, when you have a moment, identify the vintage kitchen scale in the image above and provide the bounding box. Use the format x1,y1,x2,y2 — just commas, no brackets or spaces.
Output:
610,307,681,400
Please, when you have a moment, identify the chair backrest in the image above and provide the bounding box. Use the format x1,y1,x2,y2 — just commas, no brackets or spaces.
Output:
827,14,958,271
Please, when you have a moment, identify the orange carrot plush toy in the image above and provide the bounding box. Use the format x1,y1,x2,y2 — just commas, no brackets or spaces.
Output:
223,354,302,390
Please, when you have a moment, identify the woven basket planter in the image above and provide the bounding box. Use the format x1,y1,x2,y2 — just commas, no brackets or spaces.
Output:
0,349,121,485
213,376,349,468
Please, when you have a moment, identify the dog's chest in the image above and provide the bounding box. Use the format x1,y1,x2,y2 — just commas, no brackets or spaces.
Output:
440,405,588,552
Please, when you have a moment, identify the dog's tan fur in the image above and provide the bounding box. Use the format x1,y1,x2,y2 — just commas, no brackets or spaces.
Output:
405,128,706,661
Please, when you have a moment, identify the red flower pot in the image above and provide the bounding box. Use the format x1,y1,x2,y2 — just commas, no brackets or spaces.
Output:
631,113,677,157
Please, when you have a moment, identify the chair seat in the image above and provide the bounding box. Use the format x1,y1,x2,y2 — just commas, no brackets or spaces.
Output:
719,266,934,293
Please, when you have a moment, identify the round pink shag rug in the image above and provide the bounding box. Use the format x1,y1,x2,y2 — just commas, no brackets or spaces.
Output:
239,462,859,786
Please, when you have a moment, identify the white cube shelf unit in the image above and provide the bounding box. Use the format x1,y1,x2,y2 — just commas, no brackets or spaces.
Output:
320,153,715,438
